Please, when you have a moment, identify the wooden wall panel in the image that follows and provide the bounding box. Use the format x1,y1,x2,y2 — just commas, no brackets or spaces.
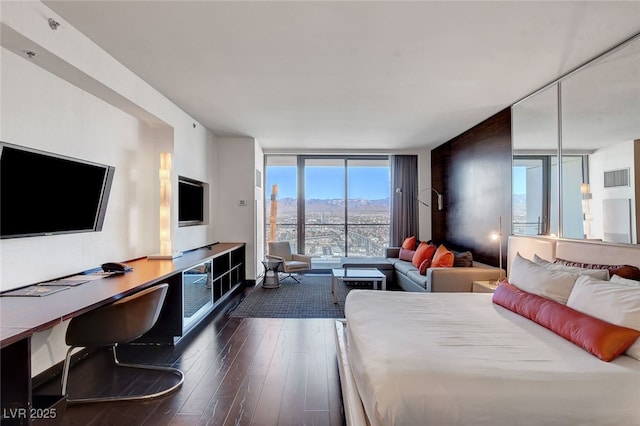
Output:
431,108,512,269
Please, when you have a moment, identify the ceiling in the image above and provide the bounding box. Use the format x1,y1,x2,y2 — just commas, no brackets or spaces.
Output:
44,1,640,152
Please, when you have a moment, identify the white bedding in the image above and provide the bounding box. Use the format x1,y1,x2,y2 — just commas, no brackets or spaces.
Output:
344,290,640,426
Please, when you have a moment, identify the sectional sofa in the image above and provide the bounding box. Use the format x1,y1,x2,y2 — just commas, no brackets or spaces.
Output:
339,248,502,293
383,247,502,292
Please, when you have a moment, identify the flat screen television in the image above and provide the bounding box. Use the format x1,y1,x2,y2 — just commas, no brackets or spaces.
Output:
178,177,205,226
0,142,116,239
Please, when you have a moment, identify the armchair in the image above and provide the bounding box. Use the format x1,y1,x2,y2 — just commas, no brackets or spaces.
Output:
266,241,312,282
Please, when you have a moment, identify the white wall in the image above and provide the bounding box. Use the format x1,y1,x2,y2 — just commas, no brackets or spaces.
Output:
254,142,265,282
0,2,223,376
215,137,259,280
0,47,163,290
589,140,637,243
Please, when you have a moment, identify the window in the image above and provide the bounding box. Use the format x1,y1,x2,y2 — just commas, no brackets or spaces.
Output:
265,155,390,260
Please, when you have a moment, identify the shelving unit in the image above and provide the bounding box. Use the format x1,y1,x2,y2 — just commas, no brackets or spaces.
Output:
138,242,246,343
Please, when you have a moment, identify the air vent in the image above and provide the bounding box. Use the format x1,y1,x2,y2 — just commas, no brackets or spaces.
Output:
604,168,630,188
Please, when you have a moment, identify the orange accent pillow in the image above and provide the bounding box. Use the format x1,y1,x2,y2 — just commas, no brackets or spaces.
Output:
431,244,454,268
493,281,640,361
402,236,417,250
412,242,436,268
419,259,432,275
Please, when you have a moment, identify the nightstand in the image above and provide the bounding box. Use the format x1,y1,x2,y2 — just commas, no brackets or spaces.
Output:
472,280,498,293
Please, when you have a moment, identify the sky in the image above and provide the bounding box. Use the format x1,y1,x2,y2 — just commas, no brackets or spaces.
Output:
512,167,526,195
268,165,527,199
266,166,391,200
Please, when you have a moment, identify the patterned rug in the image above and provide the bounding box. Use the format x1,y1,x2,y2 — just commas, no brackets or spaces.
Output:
229,273,367,318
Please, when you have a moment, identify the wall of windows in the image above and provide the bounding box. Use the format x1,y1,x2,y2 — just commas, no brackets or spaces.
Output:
265,155,390,260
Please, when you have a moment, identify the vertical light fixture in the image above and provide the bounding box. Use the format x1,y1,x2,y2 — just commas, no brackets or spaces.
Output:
489,216,503,283
148,152,182,260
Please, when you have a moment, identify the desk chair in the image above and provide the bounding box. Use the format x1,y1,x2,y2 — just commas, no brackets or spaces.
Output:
61,283,184,403
266,241,312,283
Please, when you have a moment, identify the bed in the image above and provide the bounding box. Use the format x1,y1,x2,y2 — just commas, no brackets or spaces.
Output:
335,236,640,425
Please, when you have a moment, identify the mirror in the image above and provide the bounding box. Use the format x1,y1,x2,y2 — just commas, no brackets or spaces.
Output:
561,38,639,244
512,35,639,245
512,84,559,237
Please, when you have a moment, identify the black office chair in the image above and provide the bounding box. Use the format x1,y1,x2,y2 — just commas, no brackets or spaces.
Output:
61,283,184,403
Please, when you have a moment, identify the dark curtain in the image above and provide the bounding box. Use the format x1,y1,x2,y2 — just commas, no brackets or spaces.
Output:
390,155,419,246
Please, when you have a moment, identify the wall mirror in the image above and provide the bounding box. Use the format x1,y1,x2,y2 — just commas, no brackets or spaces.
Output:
512,34,639,245
512,84,559,237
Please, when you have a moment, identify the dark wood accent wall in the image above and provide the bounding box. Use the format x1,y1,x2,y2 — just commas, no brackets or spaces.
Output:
431,108,512,269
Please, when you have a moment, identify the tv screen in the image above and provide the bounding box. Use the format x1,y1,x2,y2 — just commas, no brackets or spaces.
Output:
0,143,115,239
178,177,204,225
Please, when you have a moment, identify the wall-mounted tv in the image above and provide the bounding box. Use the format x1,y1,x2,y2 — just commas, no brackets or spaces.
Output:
178,176,205,226
0,142,116,239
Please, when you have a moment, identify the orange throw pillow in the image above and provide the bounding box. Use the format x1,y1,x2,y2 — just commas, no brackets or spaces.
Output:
431,244,454,267
402,236,417,250
412,242,436,268
493,282,640,361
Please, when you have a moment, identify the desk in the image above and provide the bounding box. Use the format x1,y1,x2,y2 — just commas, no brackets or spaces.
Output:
0,242,245,425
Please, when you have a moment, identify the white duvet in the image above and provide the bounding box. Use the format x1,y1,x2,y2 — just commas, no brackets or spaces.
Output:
344,290,640,426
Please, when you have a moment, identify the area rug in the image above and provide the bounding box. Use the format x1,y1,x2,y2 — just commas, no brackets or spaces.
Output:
229,273,364,318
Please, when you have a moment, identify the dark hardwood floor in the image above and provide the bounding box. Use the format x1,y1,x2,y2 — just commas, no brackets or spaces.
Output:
34,290,346,425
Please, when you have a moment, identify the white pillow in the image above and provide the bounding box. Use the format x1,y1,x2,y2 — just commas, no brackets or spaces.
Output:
532,254,610,281
567,275,640,360
509,253,580,304
611,274,640,286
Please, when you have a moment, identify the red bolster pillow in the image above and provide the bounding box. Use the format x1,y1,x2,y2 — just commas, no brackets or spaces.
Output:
493,282,640,361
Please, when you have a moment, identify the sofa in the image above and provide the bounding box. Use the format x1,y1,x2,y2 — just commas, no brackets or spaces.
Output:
339,247,503,293
384,247,502,292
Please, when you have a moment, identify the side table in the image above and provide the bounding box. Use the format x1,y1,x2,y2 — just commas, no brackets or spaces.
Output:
261,260,282,289
472,280,498,293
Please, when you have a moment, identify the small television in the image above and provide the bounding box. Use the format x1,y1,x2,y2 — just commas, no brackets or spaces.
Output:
0,142,116,239
178,176,205,226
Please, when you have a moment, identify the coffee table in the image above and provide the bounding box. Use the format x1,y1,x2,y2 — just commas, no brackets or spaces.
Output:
331,268,386,304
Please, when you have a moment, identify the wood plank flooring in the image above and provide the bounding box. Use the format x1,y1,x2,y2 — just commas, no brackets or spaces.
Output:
34,303,345,425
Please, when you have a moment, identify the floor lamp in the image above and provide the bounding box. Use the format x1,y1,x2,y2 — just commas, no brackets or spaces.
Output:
148,152,182,260
489,216,503,283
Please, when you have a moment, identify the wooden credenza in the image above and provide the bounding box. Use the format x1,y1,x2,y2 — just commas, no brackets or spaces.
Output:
0,242,245,425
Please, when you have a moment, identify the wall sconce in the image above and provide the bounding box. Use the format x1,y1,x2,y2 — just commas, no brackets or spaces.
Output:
395,187,444,210
489,216,504,283
148,152,182,260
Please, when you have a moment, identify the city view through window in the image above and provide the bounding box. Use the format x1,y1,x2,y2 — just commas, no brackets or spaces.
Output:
265,156,390,259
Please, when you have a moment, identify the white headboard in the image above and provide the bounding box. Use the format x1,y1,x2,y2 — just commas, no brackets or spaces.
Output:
508,235,640,272
508,235,556,267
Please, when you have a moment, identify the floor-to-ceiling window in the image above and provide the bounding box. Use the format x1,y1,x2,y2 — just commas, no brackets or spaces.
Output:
265,156,298,252
265,155,390,261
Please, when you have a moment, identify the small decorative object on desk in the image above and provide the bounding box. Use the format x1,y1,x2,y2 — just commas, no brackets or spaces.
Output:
262,259,282,289
1,285,70,297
